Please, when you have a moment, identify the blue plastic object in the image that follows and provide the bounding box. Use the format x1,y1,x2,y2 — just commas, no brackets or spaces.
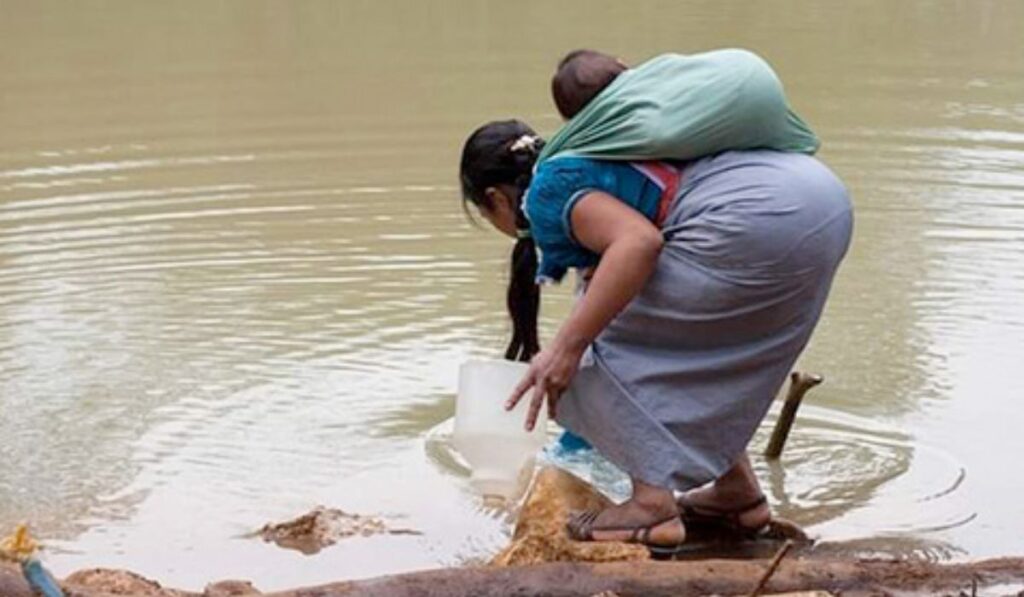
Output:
21,558,64,597
556,430,592,453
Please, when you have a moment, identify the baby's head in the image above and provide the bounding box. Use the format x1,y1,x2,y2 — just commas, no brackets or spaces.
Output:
551,49,627,120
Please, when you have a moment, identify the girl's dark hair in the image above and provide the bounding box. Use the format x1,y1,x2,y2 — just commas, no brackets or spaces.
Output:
459,120,545,362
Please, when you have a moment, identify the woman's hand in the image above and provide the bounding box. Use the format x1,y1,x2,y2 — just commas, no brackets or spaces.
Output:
506,339,586,431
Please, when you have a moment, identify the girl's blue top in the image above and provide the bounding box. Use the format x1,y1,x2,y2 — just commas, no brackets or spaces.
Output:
524,157,664,284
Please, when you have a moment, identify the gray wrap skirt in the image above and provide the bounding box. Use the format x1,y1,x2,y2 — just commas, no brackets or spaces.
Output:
556,150,853,491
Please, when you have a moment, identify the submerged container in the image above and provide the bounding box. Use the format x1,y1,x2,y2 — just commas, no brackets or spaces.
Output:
453,359,548,499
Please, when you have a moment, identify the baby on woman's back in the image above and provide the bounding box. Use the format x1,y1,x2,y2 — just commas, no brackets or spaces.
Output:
541,48,820,163
551,49,628,120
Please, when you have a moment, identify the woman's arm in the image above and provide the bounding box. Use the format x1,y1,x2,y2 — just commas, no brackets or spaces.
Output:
508,191,663,430
555,191,664,352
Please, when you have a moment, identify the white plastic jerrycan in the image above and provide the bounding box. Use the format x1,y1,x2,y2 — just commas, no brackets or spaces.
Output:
453,359,548,499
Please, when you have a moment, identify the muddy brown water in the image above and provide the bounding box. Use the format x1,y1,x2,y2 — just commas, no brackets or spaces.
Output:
2,0,1023,591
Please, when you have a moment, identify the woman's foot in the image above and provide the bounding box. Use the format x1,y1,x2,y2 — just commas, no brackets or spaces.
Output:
675,453,772,534
567,485,685,546
676,484,771,533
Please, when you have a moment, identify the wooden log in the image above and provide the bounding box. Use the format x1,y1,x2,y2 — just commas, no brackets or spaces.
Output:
13,551,1024,596
254,557,1024,597
747,540,793,597
765,372,822,460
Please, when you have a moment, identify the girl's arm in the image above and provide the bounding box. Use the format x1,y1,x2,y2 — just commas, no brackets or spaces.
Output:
508,191,663,430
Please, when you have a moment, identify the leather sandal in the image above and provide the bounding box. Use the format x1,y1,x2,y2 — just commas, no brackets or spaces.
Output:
566,509,687,557
676,494,771,537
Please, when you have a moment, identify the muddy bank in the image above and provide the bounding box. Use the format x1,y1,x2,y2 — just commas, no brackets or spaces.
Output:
4,468,1022,596
254,506,420,555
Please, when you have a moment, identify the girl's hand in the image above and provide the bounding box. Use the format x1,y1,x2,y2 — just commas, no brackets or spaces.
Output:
505,339,586,431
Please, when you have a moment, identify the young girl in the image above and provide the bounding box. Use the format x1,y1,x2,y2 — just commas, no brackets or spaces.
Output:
459,120,852,552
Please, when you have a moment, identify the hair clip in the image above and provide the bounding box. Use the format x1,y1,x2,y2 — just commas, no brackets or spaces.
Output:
509,134,538,153
516,228,532,239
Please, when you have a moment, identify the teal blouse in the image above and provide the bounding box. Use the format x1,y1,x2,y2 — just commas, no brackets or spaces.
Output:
524,157,665,284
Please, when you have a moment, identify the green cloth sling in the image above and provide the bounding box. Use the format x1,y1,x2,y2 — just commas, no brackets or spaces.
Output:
537,49,819,164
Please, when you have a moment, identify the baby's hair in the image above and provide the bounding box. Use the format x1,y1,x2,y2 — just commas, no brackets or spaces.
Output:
552,49,626,120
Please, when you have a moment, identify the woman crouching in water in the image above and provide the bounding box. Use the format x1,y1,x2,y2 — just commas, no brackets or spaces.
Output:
459,119,852,553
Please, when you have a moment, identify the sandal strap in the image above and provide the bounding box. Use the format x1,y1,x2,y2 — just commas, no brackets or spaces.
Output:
679,494,767,519
567,509,601,541
630,513,684,548
677,494,770,536
568,510,683,545
637,524,652,545
737,494,768,512
588,512,681,534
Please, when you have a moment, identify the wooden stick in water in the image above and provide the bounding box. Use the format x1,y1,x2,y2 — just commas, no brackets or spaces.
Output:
764,372,822,460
